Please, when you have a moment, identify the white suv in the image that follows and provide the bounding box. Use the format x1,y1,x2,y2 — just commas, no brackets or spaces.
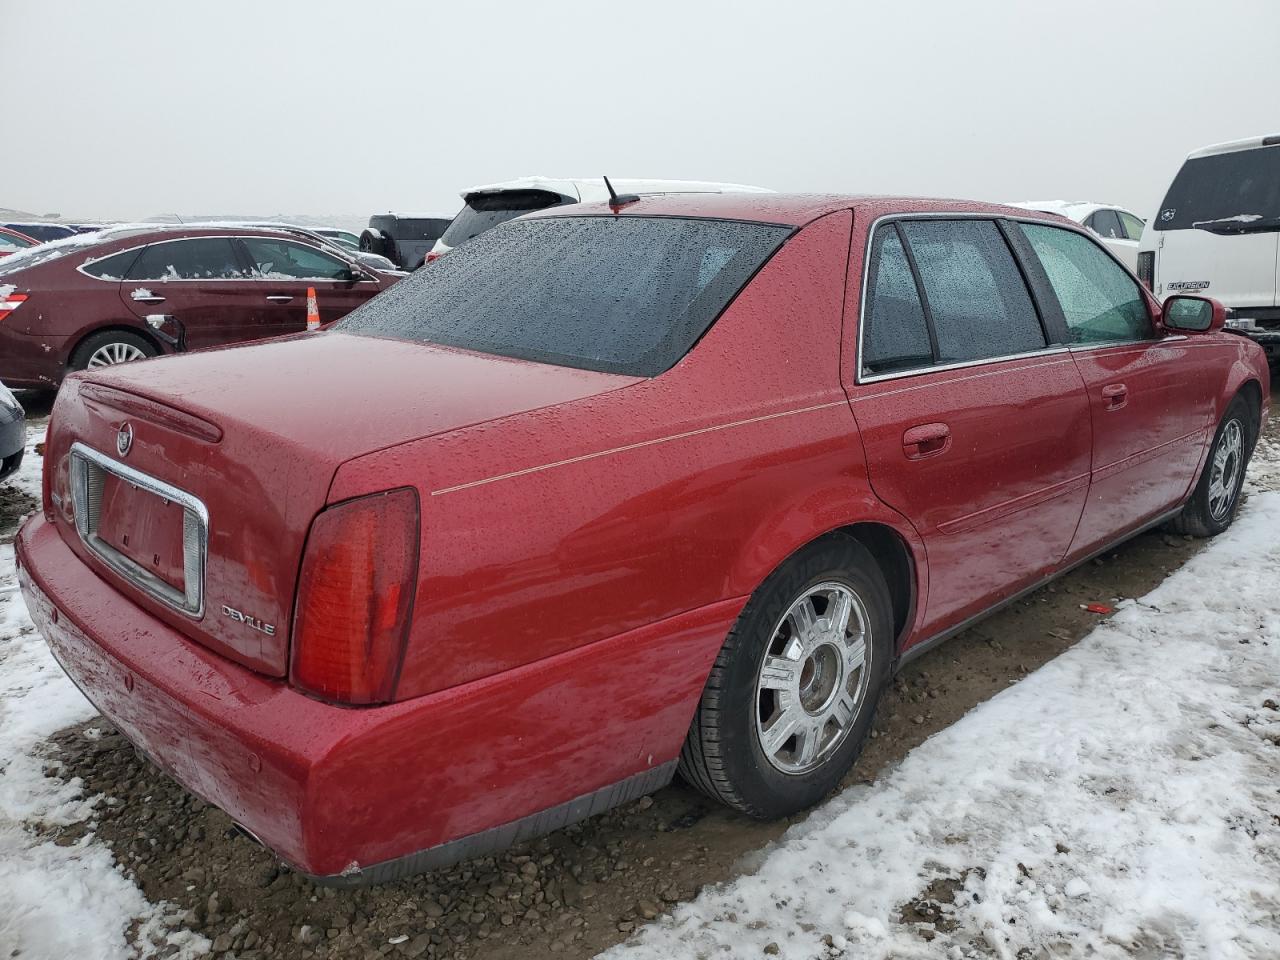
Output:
426,177,772,261
1139,134,1280,367
1007,201,1145,270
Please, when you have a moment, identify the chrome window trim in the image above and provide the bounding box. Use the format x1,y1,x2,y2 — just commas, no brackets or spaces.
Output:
857,345,1073,385
75,233,363,284
853,211,1159,386
68,441,209,619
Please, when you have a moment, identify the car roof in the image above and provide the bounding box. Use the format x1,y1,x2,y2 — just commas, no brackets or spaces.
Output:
527,193,1067,228
1184,134,1280,159
459,176,774,203
0,223,350,273
1005,200,1137,222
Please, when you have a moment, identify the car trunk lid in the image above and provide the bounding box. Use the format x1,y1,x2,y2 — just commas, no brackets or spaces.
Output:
46,332,641,676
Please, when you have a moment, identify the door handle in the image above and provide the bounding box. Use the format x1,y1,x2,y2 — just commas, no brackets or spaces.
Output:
265,295,294,303
132,295,165,304
903,422,951,460
1102,383,1128,410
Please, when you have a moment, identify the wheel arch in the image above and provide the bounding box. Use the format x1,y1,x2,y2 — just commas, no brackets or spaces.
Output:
831,522,918,650
723,493,926,655
1235,377,1264,444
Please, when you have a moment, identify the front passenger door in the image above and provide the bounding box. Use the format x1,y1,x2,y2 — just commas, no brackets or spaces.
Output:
237,237,380,333
1014,222,1217,559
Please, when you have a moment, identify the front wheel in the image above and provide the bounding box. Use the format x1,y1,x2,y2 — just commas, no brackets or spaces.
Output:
679,536,893,819
1169,395,1255,537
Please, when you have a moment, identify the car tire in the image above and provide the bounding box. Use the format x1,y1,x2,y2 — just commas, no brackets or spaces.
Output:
359,228,391,260
679,535,893,819
69,330,159,372
1168,394,1256,538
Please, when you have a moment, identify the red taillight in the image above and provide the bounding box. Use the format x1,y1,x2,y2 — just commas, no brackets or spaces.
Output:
0,293,28,319
289,488,420,705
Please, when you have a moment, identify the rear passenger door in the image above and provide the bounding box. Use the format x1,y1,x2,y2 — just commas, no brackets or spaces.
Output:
119,237,264,349
1013,222,1217,558
238,237,380,333
846,217,1093,642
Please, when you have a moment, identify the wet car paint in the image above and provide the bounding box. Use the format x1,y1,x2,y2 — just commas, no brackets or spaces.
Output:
17,194,1272,881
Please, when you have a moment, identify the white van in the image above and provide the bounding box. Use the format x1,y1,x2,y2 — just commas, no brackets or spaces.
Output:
426,177,772,260
1139,134,1280,366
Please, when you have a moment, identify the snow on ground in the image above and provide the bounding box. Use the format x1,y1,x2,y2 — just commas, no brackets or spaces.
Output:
0,424,206,959
1,416,1277,959
605,441,1280,959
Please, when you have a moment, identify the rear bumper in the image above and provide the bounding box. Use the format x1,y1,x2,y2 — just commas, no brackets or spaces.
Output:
16,513,734,882
0,325,69,389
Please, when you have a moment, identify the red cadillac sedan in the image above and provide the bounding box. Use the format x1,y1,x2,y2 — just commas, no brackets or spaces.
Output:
0,225,400,389
17,194,1269,885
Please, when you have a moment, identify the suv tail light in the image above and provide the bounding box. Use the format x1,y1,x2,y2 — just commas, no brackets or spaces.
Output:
1137,251,1155,291
290,488,420,705
0,293,28,318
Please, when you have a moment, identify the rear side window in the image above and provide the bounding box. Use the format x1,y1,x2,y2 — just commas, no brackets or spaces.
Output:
898,220,1045,364
1156,145,1280,230
861,228,933,375
1118,211,1145,240
1088,209,1124,239
241,238,351,280
1021,224,1151,344
438,190,566,249
126,238,247,280
81,250,140,280
337,216,791,377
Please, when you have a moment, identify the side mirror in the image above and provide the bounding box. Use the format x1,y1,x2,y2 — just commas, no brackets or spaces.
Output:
1162,295,1225,334
340,265,368,284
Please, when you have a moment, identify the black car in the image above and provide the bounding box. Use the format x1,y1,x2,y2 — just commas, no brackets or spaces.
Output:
0,379,24,480
3,222,77,243
359,214,452,270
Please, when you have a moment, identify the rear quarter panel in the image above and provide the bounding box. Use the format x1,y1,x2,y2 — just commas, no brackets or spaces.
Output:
328,210,920,699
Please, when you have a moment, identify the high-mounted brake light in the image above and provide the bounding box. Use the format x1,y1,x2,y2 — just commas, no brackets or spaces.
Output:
0,293,28,318
289,488,419,705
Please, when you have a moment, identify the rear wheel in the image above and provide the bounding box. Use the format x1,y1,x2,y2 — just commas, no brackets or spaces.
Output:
1169,394,1255,537
69,330,158,372
679,536,892,819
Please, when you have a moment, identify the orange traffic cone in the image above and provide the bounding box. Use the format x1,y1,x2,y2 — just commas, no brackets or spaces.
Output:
306,287,321,332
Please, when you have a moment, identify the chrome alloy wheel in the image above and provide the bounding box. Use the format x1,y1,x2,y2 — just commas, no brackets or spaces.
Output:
754,581,871,775
87,341,147,368
1208,418,1244,521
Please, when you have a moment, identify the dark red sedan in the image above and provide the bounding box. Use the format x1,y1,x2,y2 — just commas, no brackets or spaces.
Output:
17,194,1269,884
0,225,400,389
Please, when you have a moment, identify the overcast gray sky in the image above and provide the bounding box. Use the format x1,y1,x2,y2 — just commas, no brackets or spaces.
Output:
6,0,1277,223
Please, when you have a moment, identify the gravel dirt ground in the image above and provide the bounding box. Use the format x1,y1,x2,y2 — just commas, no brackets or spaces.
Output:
4,389,1277,960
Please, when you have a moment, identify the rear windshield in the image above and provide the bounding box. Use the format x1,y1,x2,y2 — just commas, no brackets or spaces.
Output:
1156,145,1280,230
438,190,566,249
337,215,791,376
